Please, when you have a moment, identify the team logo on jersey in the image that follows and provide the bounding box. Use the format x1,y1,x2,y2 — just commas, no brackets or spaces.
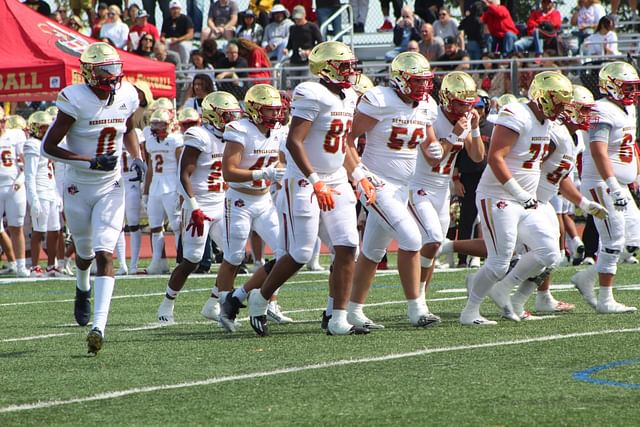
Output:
67,184,79,195
496,200,507,209
298,179,309,187
234,199,245,208
417,189,427,196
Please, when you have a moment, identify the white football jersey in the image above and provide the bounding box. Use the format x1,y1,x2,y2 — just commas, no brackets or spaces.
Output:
145,131,183,195
412,105,468,189
183,125,226,199
223,117,281,191
23,137,56,201
358,86,436,186
537,122,581,203
287,81,358,184
0,132,21,186
582,98,637,184
55,81,139,184
478,102,551,200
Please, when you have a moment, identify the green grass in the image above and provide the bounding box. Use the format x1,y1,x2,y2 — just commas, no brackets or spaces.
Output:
1,264,640,426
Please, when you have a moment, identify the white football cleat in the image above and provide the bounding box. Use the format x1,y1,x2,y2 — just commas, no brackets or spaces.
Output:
266,303,293,324
157,299,175,325
571,269,597,308
468,256,481,268
535,293,575,313
0,264,17,275
327,319,369,335
30,266,45,277
45,266,66,278
115,265,128,276
16,268,30,278
201,296,221,321
596,300,637,314
459,312,497,326
347,311,385,329
306,258,325,271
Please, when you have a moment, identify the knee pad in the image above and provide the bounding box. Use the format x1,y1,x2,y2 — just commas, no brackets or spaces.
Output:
420,256,433,269
289,246,314,265
534,248,562,271
223,250,245,266
395,221,422,252
362,246,386,264
596,247,620,275
263,258,276,274
483,258,511,283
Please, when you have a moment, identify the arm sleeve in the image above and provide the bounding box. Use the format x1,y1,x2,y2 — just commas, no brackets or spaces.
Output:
356,89,385,118
183,128,208,152
291,84,320,121
56,90,80,120
495,105,526,135
589,122,612,143
223,121,248,146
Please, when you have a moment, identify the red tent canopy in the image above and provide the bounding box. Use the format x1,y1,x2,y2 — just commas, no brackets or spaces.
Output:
0,0,176,102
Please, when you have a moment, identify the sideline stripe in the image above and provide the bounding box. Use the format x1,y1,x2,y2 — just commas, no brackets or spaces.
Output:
1,333,73,343
1,327,639,414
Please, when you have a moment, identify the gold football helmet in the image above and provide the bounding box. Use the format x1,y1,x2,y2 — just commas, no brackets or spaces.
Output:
6,115,27,131
244,84,282,129
496,93,518,108
149,108,173,140
309,41,359,88
562,85,596,130
45,106,59,117
148,97,175,115
133,80,154,108
28,111,54,138
390,52,433,102
201,91,241,131
177,107,201,131
439,71,477,120
80,42,123,92
353,74,374,96
599,61,640,105
528,71,573,119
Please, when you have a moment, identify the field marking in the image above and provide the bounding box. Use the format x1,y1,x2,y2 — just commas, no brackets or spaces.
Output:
1,326,639,414
1,333,73,343
436,283,640,294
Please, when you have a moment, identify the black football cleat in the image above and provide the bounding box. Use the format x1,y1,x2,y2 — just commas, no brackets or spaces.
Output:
249,315,269,337
219,293,245,332
321,310,331,332
74,288,91,326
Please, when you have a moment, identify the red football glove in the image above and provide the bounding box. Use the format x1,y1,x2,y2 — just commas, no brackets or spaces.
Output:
185,208,213,237
313,181,340,211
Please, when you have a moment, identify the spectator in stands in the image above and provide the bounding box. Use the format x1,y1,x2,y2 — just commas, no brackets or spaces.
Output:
481,0,518,58
458,1,485,61
415,0,443,24
248,0,274,28
384,5,423,61
67,14,91,36
433,6,460,43
24,0,51,17
582,15,619,55
181,74,216,113
186,0,204,39
236,9,264,44
201,38,227,68
281,0,316,23
161,0,195,65
100,5,130,49
262,4,293,61
92,3,109,39
286,5,323,76
142,0,170,26
135,33,157,57
216,42,249,97
377,0,403,31
203,0,239,41
316,0,342,38
186,50,215,74
473,53,508,97
69,0,93,23
571,0,606,44
611,0,638,22
419,22,444,61
352,0,369,33
515,0,562,57
124,4,140,27
54,5,70,25
436,36,470,71
407,40,421,53
129,10,160,52
153,41,182,67
237,39,272,85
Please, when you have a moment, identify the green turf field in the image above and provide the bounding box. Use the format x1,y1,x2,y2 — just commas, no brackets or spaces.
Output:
1,263,640,426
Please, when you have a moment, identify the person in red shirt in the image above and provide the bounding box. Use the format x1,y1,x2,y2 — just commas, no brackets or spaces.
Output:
515,0,562,56
236,38,273,85
481,0,518,57
128,10,160,52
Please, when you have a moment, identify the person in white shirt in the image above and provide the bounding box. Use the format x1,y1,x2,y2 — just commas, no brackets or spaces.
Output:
582,16,619,56
100,5,130,49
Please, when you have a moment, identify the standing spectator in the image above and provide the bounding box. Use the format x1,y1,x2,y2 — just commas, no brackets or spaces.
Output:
135,33,157,57
419,22,444,61
124,4,140,27
384,6,423,62
142,0,170,26
515,0,562,57
352,0,369,33
237,39,272,85
433,6,459,42
24,0,51,17
316,0,342,38
100,5,130,49
281,0,317,22
248,0,274,28
215,42,249,97
262,4,293,61
181,74,215,113
202,0,239,41
481,0,518,58
154,41,182,67
201,38,227,68
377,0,403,31
571,0,606,44
161,1,195,65
582,15,619,56
436,36,470,71
186,0,204,38
92,3,109,39
286,5,323,79
415,0,444,24
458,1,485,61
236,9,264,44
128,10,160,51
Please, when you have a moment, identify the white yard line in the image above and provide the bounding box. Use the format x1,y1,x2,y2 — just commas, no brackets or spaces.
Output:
1,333,73,343
1,327,638,414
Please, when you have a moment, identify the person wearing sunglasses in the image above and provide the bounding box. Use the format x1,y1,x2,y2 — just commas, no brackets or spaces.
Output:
128,9,160,51
99,5,130,49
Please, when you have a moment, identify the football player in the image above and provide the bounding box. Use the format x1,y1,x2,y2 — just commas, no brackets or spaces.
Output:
409,71,484,319
142,109,184,274
24,111,64,277
459,71,573,326
42,42,146,354
247,41,375,337
344,52,441,329
571,61,640,313
157,92,241,325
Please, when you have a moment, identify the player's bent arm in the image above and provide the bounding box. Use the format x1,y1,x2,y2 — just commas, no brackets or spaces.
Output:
285,116,315,177
558,176,583,205
419,125,442,167
42,111,92,167
487,124,518,184
344,111,379,180
179,145,200,199
222,141,253,182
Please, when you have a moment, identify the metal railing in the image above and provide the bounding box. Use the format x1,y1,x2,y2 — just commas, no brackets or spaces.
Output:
318,4,354,53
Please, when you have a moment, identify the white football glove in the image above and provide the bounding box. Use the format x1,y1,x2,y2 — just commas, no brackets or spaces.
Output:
30,198,42,219
426,142,443,160
579,198,608,220
142,194,149,213
606,177,628,211
261,165,286,183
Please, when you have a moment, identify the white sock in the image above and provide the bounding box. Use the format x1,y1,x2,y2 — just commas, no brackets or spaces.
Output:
57,258,64,269
326,296,334,317
599,286,613,303
233,286,248,302
115,231,126,267
248,290,269,317
76,267,91,291
511,280,537,308
166,285,178,299
8,260,16,269
16,258,25,270
151,232,164,265
211,286,219,299
92,276,115,334
407,297,424,320
347,301,364,317
130,229,141,270
332,309,347,323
